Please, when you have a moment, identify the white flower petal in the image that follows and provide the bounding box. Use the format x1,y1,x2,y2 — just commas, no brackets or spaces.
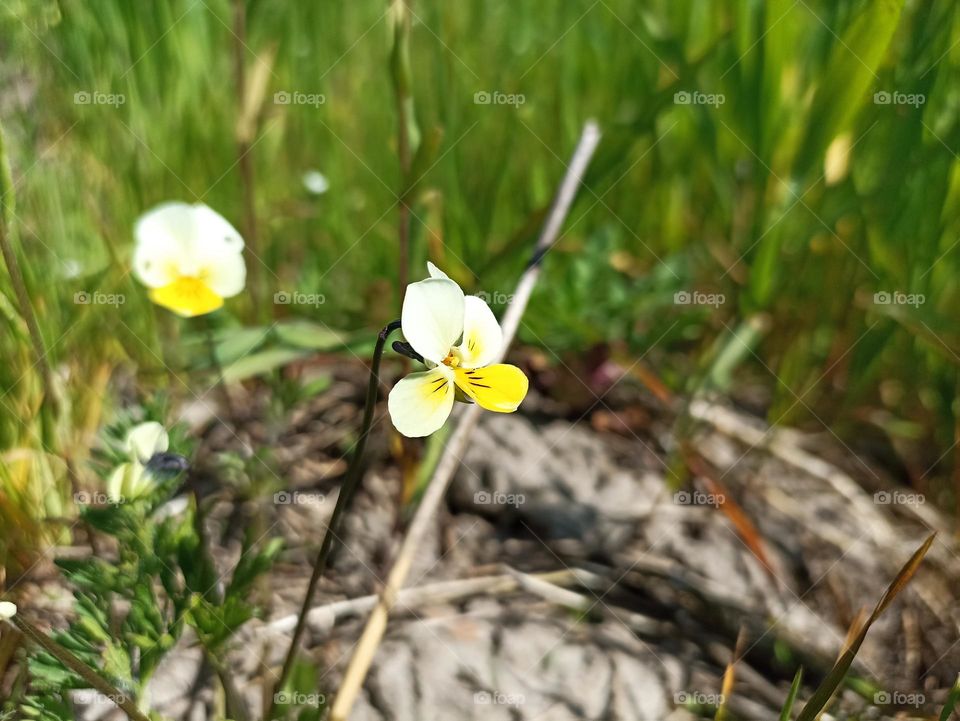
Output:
302,170,330,195
457,295,503,368
133,202,195,288
388,367,455,437
191,203,244,254
126,464,153,498
426,261,449,279
0,601,16,620
401,278,465,364
134,203,244,288
125,422,169,463
107,464,128,503
201,248,246,298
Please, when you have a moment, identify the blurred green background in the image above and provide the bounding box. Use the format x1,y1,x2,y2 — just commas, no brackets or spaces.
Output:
1,0,959,576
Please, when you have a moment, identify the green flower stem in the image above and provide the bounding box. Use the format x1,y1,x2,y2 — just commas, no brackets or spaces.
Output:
10,615,151,721
269,319,401,717
201,318,238,425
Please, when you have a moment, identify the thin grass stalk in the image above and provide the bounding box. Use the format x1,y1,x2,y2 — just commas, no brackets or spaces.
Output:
0,121,56,413
232,0,263,319
389,0,418,295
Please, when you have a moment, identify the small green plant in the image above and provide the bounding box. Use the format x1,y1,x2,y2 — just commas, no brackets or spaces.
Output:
4,417,281,721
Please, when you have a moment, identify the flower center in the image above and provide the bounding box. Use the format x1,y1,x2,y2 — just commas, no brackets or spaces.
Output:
148,274,223,317
441,348,463,368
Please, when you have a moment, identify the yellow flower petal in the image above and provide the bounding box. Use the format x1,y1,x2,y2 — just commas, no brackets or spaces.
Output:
453,364,528,413
149,277,223,317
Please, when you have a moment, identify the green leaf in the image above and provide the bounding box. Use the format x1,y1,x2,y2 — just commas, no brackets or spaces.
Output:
301,374,333,398
940,674,960,721
101,642,133,687
55,557,119,593
796,533,935,721
779,667,803,721
794,0,906,179
80,504,138,536
223,347,307,382
227,536,283,598
285,656,327,721
703,315,769,392
274,321,347,351
760,0,808,162
215,326,271,365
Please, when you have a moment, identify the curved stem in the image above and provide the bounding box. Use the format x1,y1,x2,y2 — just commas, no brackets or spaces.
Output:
11,615,151,721
269,320,401,717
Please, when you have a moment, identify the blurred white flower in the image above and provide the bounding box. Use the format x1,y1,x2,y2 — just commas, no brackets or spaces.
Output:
302,170,330,195
133,202,246,317
0,601,16,620
107,421,169,502
61,259,83,279
388,262,528,437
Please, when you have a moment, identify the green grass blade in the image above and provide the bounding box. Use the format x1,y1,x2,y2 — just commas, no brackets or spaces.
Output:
794,0,906,178
796,533,935,721
940,674,960,721
779,667,803,721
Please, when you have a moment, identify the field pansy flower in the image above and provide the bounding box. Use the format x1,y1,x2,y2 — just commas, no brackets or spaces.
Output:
388,263,528,437
107,421,170,502
0,601,16,621
133,202,246,317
